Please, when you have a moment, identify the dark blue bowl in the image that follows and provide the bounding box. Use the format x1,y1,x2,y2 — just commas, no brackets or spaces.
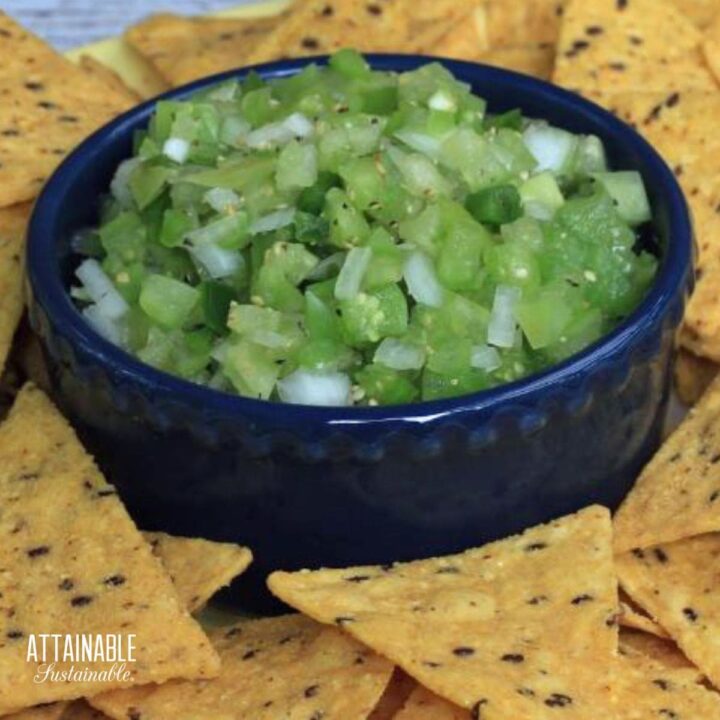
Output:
27,55,692,611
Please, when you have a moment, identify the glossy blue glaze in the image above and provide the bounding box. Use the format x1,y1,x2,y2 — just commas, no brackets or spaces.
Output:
27,56,692,610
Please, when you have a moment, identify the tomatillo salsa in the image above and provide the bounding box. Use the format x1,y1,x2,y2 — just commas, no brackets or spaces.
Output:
72,50,658,406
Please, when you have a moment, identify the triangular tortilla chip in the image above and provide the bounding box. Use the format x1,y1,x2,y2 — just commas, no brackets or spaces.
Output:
143,532,252,613
124,13,285,88
244,0,412,64
0,203,31,375
553,0,717,94
675,349,720,406
76,56,141,103
617,534,720,688
610,651,720,718
480,0,563,48
0,12,135,207
395,686,469,720
430,7,489,59
269,506,618,718
89,615,394,720
619,629,702,678
0,385,219,714
614,375,720,551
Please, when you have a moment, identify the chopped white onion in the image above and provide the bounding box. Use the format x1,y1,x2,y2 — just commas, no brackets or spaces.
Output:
523,122,577,173
487,285,521,349
110,157,142,208
189,243,243,279
94,289,129,322
277,370,352,406
403,251,443,308
163,137,191,164
246,113,313,149
75,258,129,313
334,247,372,301
374,338,426,370
204,187,241,213
250,208,296,234
470,344,502,372
82,304,123,345
307,251,346,281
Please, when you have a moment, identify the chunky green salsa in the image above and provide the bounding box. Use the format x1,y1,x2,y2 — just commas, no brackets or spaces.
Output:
73,50,658,406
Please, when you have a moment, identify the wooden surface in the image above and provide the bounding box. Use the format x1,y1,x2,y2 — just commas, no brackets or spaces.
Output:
2,0,257,49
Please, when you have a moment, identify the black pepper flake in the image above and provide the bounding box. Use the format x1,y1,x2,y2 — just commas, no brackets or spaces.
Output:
71,595,94,607
309,712,324,720
436,566,460,574
304,684,320,698
6,630,24,640
631,548,646,560
27,546,50,558
471,699,488,719
58,578,74,591
617,0,628,8
225,627,242,638
334,616,355,626
525,542,548,552
345,574,371,583
242,649,256,660
104,574,126,587
683,607,699,622
571,594,594,605
665,92,680,108
366,3,383,15
423,660,441,668
96,489,117,497
453,646,475,657
653,679,670,691
517,687,536,697
659,711,678,719
320,4,334,16
501,653,525,663
653,548,669,563
608,62,626,71
24,81,43,91
301,37,319,50
545,693,573,708
586,25,604,35
528,595,549,605
37,100,56,109
710,490,720,503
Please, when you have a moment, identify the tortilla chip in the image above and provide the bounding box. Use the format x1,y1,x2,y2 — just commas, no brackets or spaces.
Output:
620,629,702,677
143,532,252,613
553,0,717,94
431,7,489,59
0,203,31,376
90,615,394,720
675,349,720,406
0,13,135,207
479,45,556,80
0,385,219,714
398,0,477,54
394,686,469,720
77,56,141,103
610,650,720,718
617,534,720,688
125,13,284,88
4,705,69,720
480,0,563,48
368,669,416,720
270,506,618,718
619,592,669,639
244,0,410,64
614,374,720,552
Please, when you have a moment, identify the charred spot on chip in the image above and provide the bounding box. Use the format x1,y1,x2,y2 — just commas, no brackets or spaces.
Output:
301,37,320,50
96,488,117,498
436,566,460,574
37,100,57,110
710,490,720,503
320,4,334,16
452,646,475,657
571,594,594,605
423,660,441,668
501,653,525,663
104,574,127,587
525,542,548,552
517,687,536,697
631,548,645,560
545,693,573,708
471,699,488,719
304,684,320,698
665,92,680,108
616,0,628,8
225,627,242,639
70,595,94,607
6,629,24,640
366,3,383,15
528,594,549,605
344,574,371,583
658,711,678,719
309,712,325,720
242,649,257,660
653,679,671,691
653,548,669,563
334,616,355,626
58,578,74,591
59,115,79,124
27,545,50,558
128,710,142,720
608,62,626,72
683,607,699,622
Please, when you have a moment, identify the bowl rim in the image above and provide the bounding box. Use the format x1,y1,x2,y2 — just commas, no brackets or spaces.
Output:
27,53,692,427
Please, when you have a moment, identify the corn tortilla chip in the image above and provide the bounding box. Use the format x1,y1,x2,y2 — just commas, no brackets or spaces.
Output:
620,629,702,677
0,385,219,714
675,349,720,405
394,686,468,720
480,0,563,49
430,7,489,60
0,203,30,376
243,0,407,63
76,56,141,103
270,506,618,718
553,0,717,94
143,532,252,613
90,614,394,720
619,594,669,639
614,375,720,552
610,650,720,718
617,534,720,688
0,13,135,207
368,669,416,720
125,13,284,88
